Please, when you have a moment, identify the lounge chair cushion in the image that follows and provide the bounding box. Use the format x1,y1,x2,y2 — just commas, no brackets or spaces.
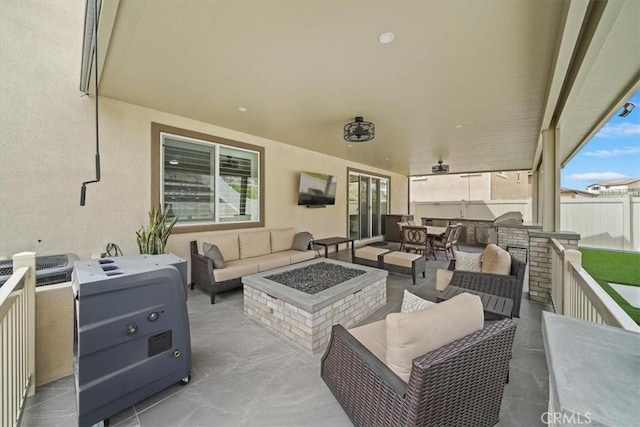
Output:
453,250,482,272
481,244,511,275
203,243,225,269
354,246,389,261
435,268,454,291
386,293,484,382
270,228,296,252
401,290,435,313
348,319,387,363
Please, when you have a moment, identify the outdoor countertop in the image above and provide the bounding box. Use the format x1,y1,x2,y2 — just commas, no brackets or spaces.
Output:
542,312,640,426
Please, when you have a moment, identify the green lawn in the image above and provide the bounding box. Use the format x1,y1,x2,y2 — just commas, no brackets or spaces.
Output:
579,248,640,324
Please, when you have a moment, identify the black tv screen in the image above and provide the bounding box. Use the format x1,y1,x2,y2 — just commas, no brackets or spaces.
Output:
297,172,337,206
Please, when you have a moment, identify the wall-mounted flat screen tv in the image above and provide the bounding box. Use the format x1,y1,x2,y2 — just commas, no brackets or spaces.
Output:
297,172,337,206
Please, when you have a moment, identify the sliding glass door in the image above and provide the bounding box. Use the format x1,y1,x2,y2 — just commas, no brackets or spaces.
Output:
348,170,389,240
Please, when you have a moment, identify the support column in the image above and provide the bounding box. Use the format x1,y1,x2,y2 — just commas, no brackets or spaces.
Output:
541,129,560,232
531,170,539,224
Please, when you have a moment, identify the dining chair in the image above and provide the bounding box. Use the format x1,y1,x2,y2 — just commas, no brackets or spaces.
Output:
451,223,463,251
401,225,429,255
433,224,458,260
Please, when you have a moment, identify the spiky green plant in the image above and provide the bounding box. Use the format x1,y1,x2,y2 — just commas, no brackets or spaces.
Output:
136,206,179,254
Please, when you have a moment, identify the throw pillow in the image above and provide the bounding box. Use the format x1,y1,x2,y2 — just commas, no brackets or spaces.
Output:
386,293,484,382
203,243,225,269
481,244,512,275
292,232,313,251
401,290,435,313
453,250,482,272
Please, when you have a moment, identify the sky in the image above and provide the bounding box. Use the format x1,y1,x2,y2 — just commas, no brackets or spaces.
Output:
561,90,640,191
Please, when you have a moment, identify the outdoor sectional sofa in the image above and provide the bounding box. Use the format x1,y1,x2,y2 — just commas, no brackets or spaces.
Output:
190,228,315,303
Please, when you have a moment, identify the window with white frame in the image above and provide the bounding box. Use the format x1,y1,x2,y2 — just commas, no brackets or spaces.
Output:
152,123,264,232
497,171,508,178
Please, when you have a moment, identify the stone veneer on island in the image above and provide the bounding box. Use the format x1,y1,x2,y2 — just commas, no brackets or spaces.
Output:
242,258,387,352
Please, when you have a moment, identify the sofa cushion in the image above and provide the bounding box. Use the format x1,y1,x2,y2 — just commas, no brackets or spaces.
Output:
256,253,291,272
203,243,225,269
386,293,484,382
348,319,387,363
453,250,482,272
288,250,316,264
239,231,271,259
292,232,313,251
481,244,512,275
270,228,296,252
401,290,435,313
202,233,239,262
212,258,259,282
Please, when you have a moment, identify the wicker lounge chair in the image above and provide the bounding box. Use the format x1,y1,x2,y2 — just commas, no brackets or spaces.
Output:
321,318,517,427
447,256,526,318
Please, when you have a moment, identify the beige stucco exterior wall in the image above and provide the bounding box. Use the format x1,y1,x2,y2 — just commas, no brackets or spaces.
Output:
410,173,491,202
490,171,531,199
0,0,408,262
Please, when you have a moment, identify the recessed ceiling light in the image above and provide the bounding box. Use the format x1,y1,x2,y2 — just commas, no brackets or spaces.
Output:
347,144,353,148
378,32,395,44
238,107,247,112
454,124,463,129
169,159,179,165
385,157,389,160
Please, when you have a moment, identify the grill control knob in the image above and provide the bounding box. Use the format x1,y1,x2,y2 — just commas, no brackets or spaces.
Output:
126,324,137,335
147,311,159,321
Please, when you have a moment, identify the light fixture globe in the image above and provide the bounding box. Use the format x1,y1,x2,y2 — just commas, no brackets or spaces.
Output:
344,116,375,142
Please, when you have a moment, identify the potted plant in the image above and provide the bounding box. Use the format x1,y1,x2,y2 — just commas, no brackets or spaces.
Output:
136,206,179,254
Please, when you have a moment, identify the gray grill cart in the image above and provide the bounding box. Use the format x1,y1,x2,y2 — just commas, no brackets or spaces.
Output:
73,254,190,427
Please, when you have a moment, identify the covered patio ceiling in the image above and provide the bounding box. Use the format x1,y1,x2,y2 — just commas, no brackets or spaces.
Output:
92,0,639,176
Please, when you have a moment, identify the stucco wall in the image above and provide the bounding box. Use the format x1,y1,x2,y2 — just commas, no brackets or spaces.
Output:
491,171,531,199
0,0,408,262
410,173,491,202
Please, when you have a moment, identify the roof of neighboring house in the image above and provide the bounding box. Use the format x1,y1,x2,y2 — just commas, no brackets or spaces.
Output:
561,187,596,197
586,178,640,187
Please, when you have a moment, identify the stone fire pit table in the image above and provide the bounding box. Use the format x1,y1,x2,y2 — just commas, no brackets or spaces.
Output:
242,258,387,352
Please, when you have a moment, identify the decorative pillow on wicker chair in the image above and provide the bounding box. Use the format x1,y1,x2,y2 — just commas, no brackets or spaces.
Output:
481,244,512,275
292,232,313,251
453,250,482,272
386,293,484,382
401,290,435,313
203,243,225,269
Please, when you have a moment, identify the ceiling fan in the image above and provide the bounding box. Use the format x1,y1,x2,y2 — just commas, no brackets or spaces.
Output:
432,160,450,174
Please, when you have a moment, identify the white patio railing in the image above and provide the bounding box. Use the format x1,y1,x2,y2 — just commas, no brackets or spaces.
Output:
550,239,640,332
1,252,37,427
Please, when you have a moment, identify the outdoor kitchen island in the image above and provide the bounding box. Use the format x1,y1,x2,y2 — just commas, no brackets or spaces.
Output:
242,258,387,352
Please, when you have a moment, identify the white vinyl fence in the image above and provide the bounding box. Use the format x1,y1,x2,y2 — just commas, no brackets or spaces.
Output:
412,196,639,251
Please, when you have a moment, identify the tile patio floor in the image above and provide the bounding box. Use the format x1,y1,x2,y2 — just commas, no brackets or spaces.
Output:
22,244,551,427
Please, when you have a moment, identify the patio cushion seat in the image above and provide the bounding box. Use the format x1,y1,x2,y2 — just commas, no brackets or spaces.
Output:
380,251,426,285
383,251,421,268
213,258,259,282
352,246,390,268
354,246,390,261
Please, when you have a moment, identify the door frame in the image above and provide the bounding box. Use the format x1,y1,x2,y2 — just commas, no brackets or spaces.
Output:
347,167,391,241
